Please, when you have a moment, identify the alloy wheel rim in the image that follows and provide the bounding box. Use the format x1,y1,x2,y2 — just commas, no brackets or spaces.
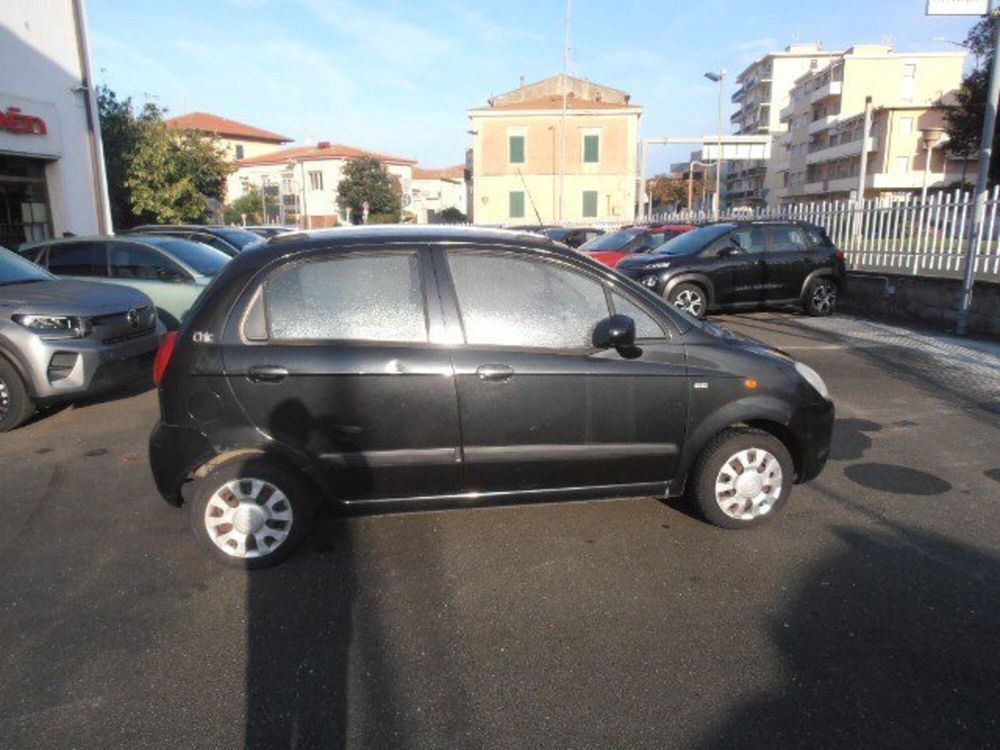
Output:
0,377,9,419
674,289,704,317
714,448,783,520
812,284,836,314
204,478,293,558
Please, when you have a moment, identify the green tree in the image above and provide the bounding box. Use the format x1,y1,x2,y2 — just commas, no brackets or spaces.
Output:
223,185,277,225
336,156,400,223
97,85,233,228
944,17,999,186
437,206,467,223
646,173,708,209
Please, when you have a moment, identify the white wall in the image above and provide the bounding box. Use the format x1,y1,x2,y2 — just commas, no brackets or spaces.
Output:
1,0,110,235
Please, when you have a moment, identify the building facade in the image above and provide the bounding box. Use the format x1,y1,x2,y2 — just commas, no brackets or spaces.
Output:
411,165,468,223
164,112,292,162
228,142,416,227
774,46,972,203
1,0,111,248
727,43,843,208
468,74,642,225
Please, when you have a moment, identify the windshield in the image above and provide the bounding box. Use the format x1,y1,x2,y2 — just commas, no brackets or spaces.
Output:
580,230,642,251
143,237,230,277
0,247,54,285
215,227,268,249
653,224,735,255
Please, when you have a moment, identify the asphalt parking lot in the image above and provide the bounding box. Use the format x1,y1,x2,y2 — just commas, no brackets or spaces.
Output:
1,311,999,749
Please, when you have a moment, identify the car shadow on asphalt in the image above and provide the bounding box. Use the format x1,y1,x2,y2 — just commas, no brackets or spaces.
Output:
693,480,1000,748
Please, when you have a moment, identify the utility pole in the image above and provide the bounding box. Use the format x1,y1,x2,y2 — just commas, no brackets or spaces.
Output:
558,0,571,223
852,96,874,245
703,69,726,220
958,4,1000,334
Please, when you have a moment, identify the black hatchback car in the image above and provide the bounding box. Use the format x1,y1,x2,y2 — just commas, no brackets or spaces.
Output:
127,225,263,257
616,221,846,319
149,226,834,567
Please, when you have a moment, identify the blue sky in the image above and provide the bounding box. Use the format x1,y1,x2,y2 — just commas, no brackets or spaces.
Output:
88,0,978,174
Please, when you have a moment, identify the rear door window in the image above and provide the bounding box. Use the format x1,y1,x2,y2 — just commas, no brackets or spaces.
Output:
769,226,809,253
729,227,765,253
47,242,107,277
264,253,427,342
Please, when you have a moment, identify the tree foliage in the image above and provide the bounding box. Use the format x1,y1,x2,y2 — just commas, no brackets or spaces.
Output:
223,185,277,225
944,17,1000,185
336,156,400,223
646,173,709,209
97,85,233,228
437,206,467,223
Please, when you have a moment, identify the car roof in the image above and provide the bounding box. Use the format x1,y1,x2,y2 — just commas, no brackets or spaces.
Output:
265,224,561,249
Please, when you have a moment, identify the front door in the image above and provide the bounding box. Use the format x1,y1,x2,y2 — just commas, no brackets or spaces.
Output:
709,225,766,305
223,247,461,501
437,247,688,495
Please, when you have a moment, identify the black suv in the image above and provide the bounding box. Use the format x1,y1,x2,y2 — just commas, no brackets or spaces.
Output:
616,221,846,319
149,226,834,567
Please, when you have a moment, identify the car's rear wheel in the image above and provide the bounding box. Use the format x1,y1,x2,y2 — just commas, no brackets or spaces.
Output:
0,358,35,432
189,457,315,568
804,279,837,317
667,282,707,319
689,428,793,529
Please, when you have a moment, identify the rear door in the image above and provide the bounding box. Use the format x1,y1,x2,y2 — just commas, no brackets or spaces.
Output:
764,225,814,300
437,246,688,494
222,245,462,502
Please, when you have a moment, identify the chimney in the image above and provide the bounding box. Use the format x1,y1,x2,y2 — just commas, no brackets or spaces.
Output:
317,140,331,149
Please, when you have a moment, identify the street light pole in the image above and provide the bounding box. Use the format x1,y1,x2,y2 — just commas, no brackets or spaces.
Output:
957,3,1000,335
704,69,726,220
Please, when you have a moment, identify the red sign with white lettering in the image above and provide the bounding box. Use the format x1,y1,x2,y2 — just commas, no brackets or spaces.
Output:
0,107,47,136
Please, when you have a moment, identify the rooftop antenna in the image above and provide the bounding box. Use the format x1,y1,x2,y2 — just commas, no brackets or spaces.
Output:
558,0,572,222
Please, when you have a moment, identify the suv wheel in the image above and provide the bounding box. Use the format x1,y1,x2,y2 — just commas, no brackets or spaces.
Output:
804,279,837,317
189,457,315,568
0,358,35,432
689,428,793,529
667,282,707,319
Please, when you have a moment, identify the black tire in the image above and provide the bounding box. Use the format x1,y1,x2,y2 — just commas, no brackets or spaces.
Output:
688,428,794,529
804,278,837,317
666,282,708,319
0,357,35,432
188,456,316,569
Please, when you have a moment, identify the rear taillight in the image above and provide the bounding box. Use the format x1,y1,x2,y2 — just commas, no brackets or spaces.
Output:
835,248,845,261
152,331,178,385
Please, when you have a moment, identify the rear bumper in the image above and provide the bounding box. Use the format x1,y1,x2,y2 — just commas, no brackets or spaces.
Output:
791,397,835,483
149,421,217,506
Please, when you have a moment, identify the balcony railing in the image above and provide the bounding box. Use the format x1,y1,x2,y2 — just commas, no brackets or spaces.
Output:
808,114,839,134
805,136,878,165
809,80,843,104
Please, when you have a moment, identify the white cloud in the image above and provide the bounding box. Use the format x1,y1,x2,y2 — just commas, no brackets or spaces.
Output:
735,36,778,52
440,0,545,42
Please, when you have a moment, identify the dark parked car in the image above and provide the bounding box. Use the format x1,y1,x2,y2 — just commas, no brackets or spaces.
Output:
616,221,846,319
0,247,161,431
540,226,606,249
580,224,697,267
243,226,297,239
149,226,834,567
127,225,263,256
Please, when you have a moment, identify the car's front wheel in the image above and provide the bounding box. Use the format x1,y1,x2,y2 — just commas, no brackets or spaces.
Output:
689,428,794,529
667,282,707,319
804,279,838,317
0,358,35,432
189,457,315,568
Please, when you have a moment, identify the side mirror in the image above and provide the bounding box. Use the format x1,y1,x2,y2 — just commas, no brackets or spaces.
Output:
593,314,636,350
717,245,740,258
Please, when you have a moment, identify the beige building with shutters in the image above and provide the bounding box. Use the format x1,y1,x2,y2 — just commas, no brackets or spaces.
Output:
468,74,642,225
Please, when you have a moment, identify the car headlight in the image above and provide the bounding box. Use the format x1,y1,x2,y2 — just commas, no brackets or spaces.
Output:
12,314,92,340
642,275,659,288
794,361,829,400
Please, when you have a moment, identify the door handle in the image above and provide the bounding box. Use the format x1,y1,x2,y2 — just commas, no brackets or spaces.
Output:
247,365,288,383
476,364,514,382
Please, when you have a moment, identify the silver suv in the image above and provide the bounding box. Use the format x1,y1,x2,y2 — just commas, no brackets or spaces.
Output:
0,247,162,431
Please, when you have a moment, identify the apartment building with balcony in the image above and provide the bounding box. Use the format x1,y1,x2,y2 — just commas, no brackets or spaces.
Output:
468,74,641,224
726,43,842,207
774,45,974,204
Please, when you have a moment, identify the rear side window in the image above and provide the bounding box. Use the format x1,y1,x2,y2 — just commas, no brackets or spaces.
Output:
264,253,427,342
109,243,189,281
448,252,610,349
805,227,832,247
729,227,765,253
47,242,107,276
770,226,809,252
